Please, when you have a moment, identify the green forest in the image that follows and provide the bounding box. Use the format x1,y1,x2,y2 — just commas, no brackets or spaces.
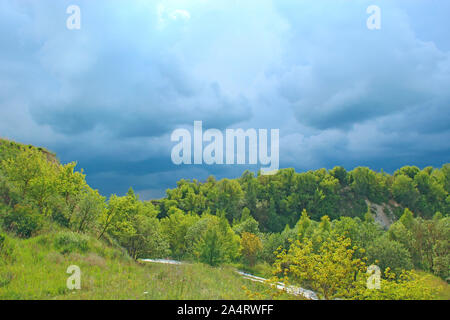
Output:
0,138,449,300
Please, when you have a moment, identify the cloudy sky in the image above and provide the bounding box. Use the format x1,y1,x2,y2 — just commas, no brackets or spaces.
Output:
1,0,449,199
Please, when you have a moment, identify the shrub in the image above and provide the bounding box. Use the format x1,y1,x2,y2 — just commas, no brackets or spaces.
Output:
54,231,89,254
2,204,42,238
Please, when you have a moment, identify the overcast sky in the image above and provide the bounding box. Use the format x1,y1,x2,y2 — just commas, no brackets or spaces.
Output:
1,0,449,199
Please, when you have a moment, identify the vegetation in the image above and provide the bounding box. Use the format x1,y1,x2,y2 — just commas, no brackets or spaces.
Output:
0,231,294,300
0,138,448,300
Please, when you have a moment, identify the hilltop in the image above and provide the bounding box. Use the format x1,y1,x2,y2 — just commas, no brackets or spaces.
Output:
0,138,57,163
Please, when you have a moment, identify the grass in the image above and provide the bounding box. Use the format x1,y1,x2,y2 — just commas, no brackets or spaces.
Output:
416,271,450,300
0,232,299,300
230,262,274,279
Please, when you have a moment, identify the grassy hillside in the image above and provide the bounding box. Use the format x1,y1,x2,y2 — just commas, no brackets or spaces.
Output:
0,231,296,300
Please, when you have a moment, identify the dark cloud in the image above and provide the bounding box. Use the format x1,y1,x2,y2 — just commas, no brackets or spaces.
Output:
0,0,449,199
271,1,450,131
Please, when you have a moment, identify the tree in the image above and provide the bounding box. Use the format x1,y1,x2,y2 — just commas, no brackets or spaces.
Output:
351,167,378,201
54,162,87,226
273,233,366,300
391,175,419,209
123,210,169,260
71,187,105,233
240,232,263,267
102,188,167,260
196,226,223,266
399,208,415,229
395,166,420,179
366,236,413,274
216,179,244,222
160,210,200,258
1,148,59,214
193,215,240,266
319,215,331,233
329,166,348,186
233,207,259,236
389,213,450,279
332,216,382,255
296,209,311,240
240,171,258,213
1,148,47,199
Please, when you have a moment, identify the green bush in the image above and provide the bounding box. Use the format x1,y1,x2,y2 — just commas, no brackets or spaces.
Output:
366,236,413,275
2,204,42,238
54,231,90,254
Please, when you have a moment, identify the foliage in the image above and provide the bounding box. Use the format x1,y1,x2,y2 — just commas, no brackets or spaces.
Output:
273,233,366,300
232,207,260,235
349,269,437,300
104,189,168,260
1,204,42,238
194,215,240,266
273,232,438,300
159,164,448,233
389,210,450,279
240,232,263,267
160,210,200,259
54,231,90,254
366,236,413,274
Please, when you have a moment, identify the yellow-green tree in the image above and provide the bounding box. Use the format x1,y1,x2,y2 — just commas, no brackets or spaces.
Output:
240,232,263,267
273,233,366,299
1,147,59,214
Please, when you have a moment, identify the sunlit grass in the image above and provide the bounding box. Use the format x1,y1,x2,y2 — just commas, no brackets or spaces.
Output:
415,270,450,300
0,232,297,300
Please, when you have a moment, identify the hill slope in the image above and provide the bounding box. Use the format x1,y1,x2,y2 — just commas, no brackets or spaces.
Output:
0,231,295,300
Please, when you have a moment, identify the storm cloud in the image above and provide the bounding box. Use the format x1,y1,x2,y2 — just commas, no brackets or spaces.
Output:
0,0,449,198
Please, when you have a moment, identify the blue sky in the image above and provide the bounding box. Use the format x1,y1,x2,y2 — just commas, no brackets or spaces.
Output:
1,0,449,199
